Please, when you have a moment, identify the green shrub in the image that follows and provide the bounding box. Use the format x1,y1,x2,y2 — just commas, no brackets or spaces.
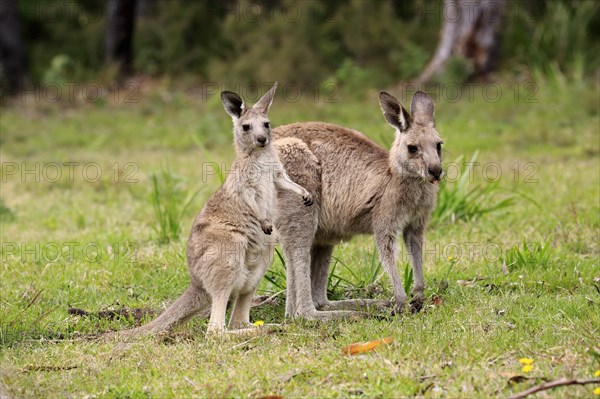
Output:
208,0,341,90
0,198,15,223
505,0,600,77
394,41,430,80
133,0,225,76
263,249,287,292
17,0,600,86
209,0,432,91
20,0,105,82
264,245,388,300
42,55,73,85
502,238,553,271
432,153,515,226
150,165,200,244
325,59,377,99
434,56,473,86
330,245,384,298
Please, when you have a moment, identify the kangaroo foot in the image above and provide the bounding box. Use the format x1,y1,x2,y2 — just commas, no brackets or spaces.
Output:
317,299,391,312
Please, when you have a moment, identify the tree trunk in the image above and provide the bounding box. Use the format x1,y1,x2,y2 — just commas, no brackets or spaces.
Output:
104,0,137,76
0,0,28,96
419,0,506,83
136,0,155,17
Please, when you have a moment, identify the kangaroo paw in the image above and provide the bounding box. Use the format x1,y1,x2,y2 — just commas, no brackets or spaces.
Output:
302,192,313,206
260,221,273,235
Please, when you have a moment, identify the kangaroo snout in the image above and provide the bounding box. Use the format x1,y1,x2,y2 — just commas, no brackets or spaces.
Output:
256,136,268,146
428,166,443,182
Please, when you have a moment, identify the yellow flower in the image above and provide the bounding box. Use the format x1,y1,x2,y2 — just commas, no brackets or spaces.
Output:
594,387,600,395
521,365,533,373
594,369,600,377
519,358,534,365
447,256,454,261
253,320,264,327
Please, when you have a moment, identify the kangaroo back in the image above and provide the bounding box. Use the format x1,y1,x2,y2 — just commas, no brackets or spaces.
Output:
273,122,391,239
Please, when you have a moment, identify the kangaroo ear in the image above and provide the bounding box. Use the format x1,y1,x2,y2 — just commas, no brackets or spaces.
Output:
253,81,278,114
221,91,244,118
379,92,409,132
410,91,435,127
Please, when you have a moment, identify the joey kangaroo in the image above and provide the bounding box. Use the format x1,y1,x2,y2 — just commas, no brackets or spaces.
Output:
109,83,312,337
273,91,443,320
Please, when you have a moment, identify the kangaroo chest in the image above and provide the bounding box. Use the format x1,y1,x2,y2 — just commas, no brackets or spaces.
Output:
384,182,437,231
245,163,277,213
224,154,280,255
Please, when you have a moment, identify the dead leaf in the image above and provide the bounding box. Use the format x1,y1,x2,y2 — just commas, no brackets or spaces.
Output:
432,296,443,306
341,337,393,355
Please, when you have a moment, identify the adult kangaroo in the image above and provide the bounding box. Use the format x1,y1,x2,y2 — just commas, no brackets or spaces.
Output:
272,91,443,320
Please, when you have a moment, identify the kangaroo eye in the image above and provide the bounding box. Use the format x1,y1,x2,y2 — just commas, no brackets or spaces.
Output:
407,145,418,154
242,124,251,132
263,122,270,129
436,142,442,153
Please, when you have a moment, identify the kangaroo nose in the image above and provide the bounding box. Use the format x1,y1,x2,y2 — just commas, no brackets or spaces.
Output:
257,136,267,144
428,166,442,180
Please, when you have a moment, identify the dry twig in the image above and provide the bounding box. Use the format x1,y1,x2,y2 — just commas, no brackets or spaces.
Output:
508,377,600,399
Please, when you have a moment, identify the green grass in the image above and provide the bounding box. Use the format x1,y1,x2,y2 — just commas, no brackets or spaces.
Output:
432,152,517,226
502,238,554,273
150,164,202,244
1,77,599,398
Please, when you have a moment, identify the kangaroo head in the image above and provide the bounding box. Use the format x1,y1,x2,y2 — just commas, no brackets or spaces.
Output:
379,91,444,184
221,82,278,153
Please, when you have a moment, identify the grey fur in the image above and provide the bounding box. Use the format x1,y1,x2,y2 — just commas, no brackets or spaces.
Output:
273,91,443,319
107,82,312,338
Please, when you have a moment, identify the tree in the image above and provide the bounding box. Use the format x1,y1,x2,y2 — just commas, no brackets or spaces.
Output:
0,0,29,95
104,0,137,76
419,0,506,82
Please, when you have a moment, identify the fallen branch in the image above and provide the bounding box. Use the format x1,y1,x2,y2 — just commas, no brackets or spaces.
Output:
70,292,283,324
68,307,156,322
508,377,600,399
21,365,77,373
252,290,285,307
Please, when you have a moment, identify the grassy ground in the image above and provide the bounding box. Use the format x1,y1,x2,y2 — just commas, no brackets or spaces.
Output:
1,76,599,398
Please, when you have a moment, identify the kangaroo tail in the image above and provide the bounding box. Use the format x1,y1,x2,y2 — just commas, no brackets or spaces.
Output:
105,284,209,339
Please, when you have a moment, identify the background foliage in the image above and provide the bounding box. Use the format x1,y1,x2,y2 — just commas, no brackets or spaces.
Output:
17,0,600,87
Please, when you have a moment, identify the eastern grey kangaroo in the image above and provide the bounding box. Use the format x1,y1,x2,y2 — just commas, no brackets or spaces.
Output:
273,91,443,320
109,83,313,337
